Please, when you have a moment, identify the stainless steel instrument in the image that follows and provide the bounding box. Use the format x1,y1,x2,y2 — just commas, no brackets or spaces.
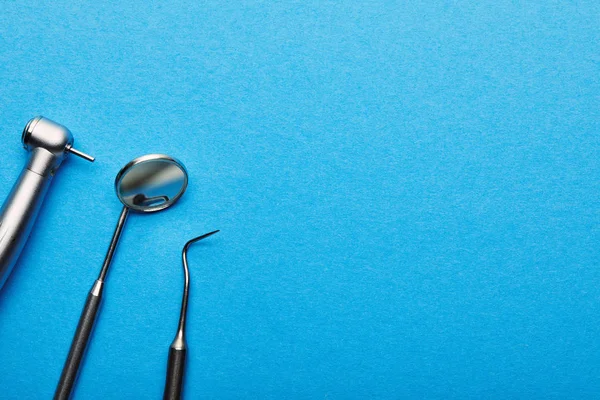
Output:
164,230,219,400
0,116,94,290
55,154,189,400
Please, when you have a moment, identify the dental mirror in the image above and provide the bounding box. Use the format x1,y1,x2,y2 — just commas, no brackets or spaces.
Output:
116,154,188,212
55,154,188,400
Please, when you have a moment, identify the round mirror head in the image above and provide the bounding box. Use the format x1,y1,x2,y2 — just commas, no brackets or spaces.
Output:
115,154,188,213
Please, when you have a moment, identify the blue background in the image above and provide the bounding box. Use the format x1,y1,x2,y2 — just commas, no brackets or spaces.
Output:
0,1,598,399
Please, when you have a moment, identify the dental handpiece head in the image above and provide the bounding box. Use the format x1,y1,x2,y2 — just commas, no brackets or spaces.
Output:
0,116,95,292
21,116,94,175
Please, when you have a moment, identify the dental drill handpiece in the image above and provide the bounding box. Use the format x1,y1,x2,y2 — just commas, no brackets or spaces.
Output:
0,117,94,291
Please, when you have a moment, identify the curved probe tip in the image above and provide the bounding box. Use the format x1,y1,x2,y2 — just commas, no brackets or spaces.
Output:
184,230,220,250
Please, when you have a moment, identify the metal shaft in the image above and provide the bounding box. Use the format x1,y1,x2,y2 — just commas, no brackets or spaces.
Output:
98,206,129,281
54,206,129,400
164,230,219,400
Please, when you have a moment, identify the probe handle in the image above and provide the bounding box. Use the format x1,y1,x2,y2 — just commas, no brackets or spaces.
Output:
54,280,104,400
163,346,187,400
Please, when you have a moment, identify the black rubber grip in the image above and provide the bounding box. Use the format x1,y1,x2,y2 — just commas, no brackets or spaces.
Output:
163,347,187,400
54,289,102,400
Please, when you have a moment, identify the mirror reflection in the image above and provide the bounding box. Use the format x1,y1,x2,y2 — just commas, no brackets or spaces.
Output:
116,157,187,212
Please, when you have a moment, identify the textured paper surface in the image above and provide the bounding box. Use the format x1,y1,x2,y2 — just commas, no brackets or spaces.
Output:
0,1,598,398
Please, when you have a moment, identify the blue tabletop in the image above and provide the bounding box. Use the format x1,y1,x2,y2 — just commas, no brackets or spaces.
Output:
0,2,598,399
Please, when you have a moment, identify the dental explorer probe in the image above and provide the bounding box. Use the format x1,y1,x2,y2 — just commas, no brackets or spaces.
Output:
164,230,220,400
